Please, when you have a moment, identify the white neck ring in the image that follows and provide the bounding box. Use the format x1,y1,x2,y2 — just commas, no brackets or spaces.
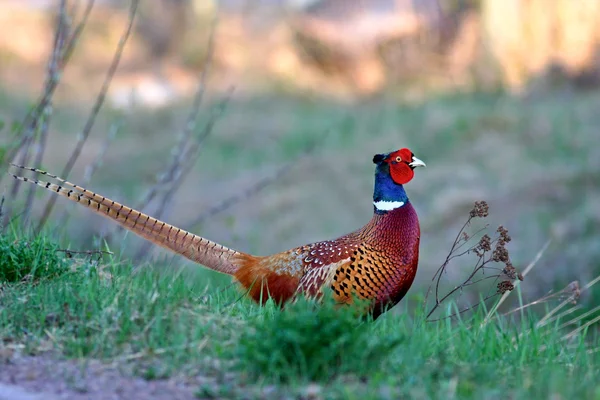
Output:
373,200,405,211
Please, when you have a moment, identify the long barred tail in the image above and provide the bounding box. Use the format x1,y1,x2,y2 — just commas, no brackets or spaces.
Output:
9,165,252,275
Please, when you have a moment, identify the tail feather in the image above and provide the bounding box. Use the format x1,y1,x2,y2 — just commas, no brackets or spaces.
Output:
9,165,251,275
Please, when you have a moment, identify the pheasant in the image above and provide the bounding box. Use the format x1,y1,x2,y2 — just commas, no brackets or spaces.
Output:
10,147,425,317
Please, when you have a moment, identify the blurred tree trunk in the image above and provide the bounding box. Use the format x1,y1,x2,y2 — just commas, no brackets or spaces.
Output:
482,0,600,90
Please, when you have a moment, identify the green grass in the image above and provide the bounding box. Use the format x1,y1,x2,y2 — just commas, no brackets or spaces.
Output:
1,228,599,399
0,225,70,282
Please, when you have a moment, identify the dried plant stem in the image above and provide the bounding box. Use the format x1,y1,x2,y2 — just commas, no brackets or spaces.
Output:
1,0,94,183
133,92,233,261
423,201,524,322
426,249,492,320
82,122,120,185
36,0,139,233
499,284,581,320
424,217,482,311
0,195,5,231
55,248,113,263
185,126,326,228
131,17,218,212
481,238,552,327
99,18,219,257
186,119,326,228
61,0,95,65
189,162,295,228
1,0,94,230
562,314,600,341
22,0,70,224
554,304,600,331
57,121,120,226
538,273,600,328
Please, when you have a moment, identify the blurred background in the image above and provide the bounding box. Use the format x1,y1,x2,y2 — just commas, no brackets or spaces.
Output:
1,0,598,309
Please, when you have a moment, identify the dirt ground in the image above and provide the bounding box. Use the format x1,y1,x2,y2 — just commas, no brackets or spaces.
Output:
0,353,202,400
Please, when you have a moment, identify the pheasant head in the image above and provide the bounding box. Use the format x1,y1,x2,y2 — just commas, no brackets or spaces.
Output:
372,148,425,213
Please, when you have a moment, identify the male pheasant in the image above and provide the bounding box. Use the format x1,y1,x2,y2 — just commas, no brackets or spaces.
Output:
10,147,425,317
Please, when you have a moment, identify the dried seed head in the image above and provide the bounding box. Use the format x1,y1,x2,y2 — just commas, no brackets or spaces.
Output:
462,232,470,242
502,263,517,280
497,280,514,294
470,201,489,218
517,273,524,281
497,225,511,243
492,245,509,263
567,281,581,304
479,234,492,252
475,233,492,257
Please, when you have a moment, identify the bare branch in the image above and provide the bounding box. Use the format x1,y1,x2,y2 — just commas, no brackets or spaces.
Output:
2,0,95,180
537,274,600,328
37,0,139,232
427,293,500,322
57,121,120,225
22,0,70,224
131,20,218,213
132,91,233,261
82,122,120,185
0,194,5,231
55,248,114,261
424,216,473,307
481,238,552,327
188,163,294,228
187,134,322,229
61,0,95,65
0,0,95,230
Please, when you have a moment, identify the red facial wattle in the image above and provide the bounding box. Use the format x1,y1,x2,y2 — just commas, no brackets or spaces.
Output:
388,148,418,185
390,162,414,185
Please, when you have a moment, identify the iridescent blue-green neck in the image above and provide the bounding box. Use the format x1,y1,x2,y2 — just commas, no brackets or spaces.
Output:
372,166,409,214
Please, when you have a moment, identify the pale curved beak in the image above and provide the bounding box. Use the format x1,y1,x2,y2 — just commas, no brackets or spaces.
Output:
409,156,426,168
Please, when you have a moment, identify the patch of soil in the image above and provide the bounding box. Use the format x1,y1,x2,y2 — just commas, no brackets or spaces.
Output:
0,353,202,400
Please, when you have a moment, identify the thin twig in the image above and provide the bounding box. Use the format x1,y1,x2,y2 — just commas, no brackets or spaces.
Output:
55,248,114,265
60,0,95,65
2,0,94,179
37,0,138,232
189,162,295,228
424,217,472,308
498,284,580,319
555,304,600,331
187,131,324,229
104,17,220,254
538,305,583,328
131,19,218,213
562,314,600,341
0,194,5,231
481,239,552,327
22,0,70,224
182,114,328,230
57,121,120,226
538,274,600,328
133,91,233,260
104,16,218,251
424,202,526,322
1,0,94,230
82,122,120,185
427,293,500,322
